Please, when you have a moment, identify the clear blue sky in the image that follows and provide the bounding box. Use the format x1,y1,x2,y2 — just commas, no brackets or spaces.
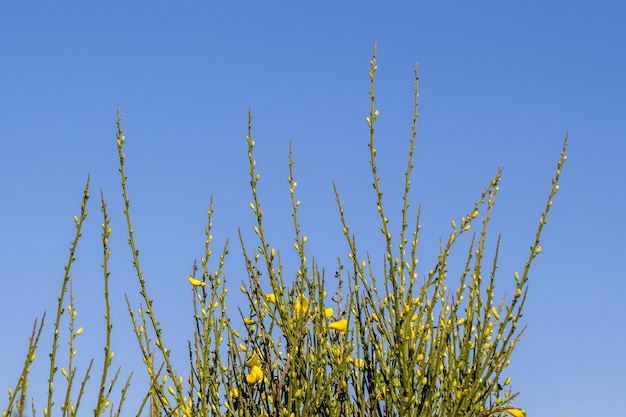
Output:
1,2,624,417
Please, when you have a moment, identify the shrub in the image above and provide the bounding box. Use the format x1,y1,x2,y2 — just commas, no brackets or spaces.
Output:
3,46,567,417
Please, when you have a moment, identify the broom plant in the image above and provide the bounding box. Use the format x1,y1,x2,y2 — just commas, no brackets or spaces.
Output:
2,46,567,417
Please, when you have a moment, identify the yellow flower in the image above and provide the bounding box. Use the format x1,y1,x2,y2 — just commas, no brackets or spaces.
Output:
251,365,263,380
456,317,466,326
507,408,526,417
265,293,277,305
247,351,262,368
243,317,255,325
349,357,365,368
324,308,334,318
229,387,240,399
245,365,263,384
329,319,348,332
245,372,258,384
188,277,206,287
295,295,309,316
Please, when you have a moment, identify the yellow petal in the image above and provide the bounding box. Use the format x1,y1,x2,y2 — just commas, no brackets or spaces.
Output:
507,409,526,417
188,277,206,287
265,293,277,305
295,295,310,315
329,319,348,332
245,373,258,384
243,317,255,325
247,351,262,368
251,365,263,380
325,308,334,319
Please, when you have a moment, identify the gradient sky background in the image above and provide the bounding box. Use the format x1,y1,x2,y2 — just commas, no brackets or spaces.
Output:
1,2,625,417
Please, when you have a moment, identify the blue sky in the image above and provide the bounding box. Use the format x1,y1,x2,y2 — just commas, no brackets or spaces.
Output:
1,2,625,416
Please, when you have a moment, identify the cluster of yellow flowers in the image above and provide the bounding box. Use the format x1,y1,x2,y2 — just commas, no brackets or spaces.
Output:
244,351,265,385
186,270,524,416
227,289,369,394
